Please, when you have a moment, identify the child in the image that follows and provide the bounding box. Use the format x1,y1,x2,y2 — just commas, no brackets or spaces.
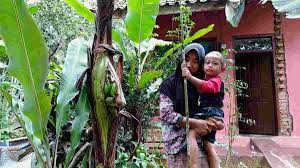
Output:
182,51,225,168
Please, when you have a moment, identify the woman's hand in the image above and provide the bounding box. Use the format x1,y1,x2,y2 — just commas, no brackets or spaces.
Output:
207,118,224,131
191,119,215,136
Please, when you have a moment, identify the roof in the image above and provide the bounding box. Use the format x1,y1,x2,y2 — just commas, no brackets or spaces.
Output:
114,0,225,10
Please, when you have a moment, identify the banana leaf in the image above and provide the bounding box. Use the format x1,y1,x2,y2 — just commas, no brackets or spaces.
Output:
0,0,51,141
0,0,51,166
139,70,163,89
112,28,130,60
65,84,90,167
28,4,40,14
55,38,88,136
154,24,214,69
0,86,12,106
125,0,160,43
128,60,136,94
64,0,95,23
0,40,6,57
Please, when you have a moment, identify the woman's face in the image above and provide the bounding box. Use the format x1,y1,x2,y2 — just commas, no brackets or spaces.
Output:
185,51,200,74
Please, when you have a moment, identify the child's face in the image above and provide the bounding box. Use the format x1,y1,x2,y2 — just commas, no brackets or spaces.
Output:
203,54,224,77
185,51,200,75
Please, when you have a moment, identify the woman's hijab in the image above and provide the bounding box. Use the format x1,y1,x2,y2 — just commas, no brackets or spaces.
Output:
159,43,206,116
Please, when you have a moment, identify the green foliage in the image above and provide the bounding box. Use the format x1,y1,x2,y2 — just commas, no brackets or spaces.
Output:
139,70,163,89
64,0,95,23
32,0,94,62
0,40,8,63
115,142,166,168
166,6,195,40
125,0,160,43
0,77,12,140
154,24,214,69
154,6,213,70
28,4,40,14
127,60,137,94
0,69,25,140
112,29,129,59
53,37,89,165
55,38,88,136
0,84,12,106
0,0,50,144
0,0,51,166
221,48,250,167
65,84,91,167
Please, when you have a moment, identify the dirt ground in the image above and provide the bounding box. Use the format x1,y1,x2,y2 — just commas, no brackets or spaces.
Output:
294,156,300,165
220,156,271,168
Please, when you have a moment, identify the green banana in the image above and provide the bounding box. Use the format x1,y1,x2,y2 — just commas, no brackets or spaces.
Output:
109,82,117,97
105,97,114,106
104,82,112,97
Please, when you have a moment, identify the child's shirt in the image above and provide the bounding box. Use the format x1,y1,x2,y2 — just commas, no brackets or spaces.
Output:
198,76,224,108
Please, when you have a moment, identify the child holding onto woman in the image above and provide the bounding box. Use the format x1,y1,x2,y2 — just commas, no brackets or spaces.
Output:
182,51,225,168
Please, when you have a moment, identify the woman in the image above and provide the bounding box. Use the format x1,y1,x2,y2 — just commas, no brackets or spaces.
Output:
159,43,223,167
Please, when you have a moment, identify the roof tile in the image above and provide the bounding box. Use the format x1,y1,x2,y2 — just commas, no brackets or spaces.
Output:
114,0,218,10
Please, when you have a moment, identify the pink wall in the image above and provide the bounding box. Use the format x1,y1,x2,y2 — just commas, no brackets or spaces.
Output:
282,18,300,136
156,2,299,136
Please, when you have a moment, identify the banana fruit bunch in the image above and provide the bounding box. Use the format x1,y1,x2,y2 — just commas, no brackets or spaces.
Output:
104,73,117,106
103,61,126,117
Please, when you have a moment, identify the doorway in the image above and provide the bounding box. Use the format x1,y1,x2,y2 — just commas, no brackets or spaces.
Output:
236,52,276,135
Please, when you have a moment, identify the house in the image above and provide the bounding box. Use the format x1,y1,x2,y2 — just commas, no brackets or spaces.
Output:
121,0,300,138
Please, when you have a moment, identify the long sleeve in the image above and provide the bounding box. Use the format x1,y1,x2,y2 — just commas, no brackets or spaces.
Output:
160,94,183,125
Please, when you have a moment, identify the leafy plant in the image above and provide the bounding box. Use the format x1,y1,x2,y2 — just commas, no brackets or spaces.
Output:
221,48,250,167
32,0,94,62
1,1,92,167
53,38,90,166
154,6,214,70
0,0,52,166
115,142,166,168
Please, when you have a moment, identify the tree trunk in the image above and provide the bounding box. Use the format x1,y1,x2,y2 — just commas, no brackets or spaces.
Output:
86,0,123,167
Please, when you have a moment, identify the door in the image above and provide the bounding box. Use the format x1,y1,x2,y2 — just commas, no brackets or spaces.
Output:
236,52,276,135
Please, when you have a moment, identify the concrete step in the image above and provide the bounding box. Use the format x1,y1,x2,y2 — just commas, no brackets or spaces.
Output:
250,137,300,168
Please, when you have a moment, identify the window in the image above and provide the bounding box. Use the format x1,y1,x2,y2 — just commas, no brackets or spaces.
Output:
234,37,273,51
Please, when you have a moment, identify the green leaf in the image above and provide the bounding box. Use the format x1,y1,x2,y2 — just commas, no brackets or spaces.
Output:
139,70,163,89
0,0,51,140
0,86,12,106
64,0,95,23
225,0,245,27
65,84,90,167
81,149,90,168
112,28,129,59
125,0,160,43
140,38,172,54
0,40,7,63
55,38,88,135
154,24,214,69
28,4,39,14
128,60,136,94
